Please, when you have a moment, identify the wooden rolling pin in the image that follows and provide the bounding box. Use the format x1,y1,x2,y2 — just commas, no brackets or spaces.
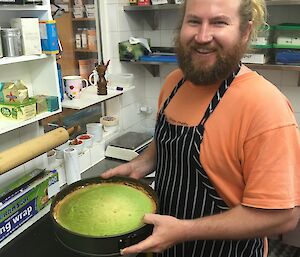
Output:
0,127,70,175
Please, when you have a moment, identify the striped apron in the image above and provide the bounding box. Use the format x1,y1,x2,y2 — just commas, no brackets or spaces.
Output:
154,66,264,257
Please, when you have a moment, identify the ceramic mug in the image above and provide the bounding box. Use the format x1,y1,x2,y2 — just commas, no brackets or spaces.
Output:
63,75,88,100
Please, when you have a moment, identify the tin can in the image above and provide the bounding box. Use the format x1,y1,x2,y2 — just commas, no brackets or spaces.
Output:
0,27,3,58
1,28,23,57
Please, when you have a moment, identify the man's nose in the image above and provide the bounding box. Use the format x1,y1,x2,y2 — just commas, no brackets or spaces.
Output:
194,24,213,43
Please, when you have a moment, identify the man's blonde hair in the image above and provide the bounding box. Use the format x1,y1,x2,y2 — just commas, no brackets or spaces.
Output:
239,0,268,40
179,0,268,40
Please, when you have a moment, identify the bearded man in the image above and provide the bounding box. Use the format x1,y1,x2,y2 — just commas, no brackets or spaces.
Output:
102,0,300,256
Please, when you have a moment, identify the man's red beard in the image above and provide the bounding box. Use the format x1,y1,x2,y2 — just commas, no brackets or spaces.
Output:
175,35,246,85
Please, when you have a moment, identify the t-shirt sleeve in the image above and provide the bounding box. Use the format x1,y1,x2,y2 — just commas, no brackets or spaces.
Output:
242,125,300,209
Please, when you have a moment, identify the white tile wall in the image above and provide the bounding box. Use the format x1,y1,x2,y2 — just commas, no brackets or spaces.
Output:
100,1,300,130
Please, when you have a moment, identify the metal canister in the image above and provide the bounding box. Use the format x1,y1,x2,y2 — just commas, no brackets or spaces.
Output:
0,27,3,58
1,28,23,57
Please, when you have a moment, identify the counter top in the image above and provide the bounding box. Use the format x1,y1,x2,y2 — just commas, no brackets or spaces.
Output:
0,158,125,257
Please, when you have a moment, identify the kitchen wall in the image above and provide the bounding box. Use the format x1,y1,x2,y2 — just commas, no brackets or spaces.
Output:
100,1,300,134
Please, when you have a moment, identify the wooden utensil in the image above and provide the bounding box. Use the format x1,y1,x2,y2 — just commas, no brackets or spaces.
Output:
0,127,70,175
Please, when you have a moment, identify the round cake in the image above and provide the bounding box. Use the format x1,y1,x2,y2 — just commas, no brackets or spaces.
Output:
53,182,156,237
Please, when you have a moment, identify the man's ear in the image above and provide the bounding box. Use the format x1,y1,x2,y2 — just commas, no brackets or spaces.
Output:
242,20,253,44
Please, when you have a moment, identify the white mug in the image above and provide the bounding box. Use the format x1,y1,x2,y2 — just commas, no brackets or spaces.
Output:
63,75,88,100
88,70,98,86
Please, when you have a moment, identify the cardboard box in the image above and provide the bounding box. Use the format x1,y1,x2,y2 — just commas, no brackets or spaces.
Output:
0,98,36,121
0,169,59,243
11,18,42,55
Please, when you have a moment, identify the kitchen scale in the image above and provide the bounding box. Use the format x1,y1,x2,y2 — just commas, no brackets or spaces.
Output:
105,131,153,161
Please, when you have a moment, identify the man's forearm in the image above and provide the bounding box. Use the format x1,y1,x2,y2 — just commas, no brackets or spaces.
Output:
182,205,300,241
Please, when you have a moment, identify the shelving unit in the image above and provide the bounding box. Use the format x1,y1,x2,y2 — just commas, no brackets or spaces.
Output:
122,1,300,83
55,0,101,79
0,1,62,135
123,1,300,29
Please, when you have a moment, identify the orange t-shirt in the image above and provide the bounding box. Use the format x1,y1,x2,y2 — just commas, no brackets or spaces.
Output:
158,68,300,209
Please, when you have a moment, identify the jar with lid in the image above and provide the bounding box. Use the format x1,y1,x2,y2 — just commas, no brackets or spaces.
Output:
1,28,23,57
81,28,88,49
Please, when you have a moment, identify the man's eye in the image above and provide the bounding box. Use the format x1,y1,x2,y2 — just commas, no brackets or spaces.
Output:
188,20,200,25
214,21,229,26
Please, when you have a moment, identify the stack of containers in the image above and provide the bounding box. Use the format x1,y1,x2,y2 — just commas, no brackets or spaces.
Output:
242,25,272,64
273,23,300,65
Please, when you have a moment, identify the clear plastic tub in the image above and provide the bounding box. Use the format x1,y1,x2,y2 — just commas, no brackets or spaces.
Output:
273,23,300,49
108,73,134,88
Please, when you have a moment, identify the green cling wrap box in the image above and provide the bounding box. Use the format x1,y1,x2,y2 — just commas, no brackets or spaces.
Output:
0,98,36,121
0,169,59,243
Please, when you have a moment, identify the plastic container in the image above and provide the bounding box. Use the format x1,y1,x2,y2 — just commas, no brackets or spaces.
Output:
242,45,272,64
273,23,300,49
76,134,94,148
85,4,95,18
250,25,272,46
275,49,300,64
108,73,134,88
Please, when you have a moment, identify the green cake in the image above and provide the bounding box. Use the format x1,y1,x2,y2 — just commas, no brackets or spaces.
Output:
53,182,156,237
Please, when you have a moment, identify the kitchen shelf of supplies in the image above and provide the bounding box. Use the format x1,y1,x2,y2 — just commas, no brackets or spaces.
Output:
0,110,61,135
62,85,135,110
123,1,300,29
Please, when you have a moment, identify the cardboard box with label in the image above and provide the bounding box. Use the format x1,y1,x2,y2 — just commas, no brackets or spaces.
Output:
11,18,42,55
0,169,60,243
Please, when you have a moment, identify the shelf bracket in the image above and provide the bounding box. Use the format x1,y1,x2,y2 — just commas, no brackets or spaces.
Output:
145,11,159,30
144,64,160,77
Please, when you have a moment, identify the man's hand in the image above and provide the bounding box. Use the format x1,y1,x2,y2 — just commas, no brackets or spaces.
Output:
101,140,157,180
101,162,142,180
121,214,188,255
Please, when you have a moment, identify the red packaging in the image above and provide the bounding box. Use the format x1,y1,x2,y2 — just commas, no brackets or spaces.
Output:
138,0,150,5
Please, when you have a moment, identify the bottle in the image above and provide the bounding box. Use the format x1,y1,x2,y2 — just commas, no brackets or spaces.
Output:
81,28,88,49
75,29,82,49
87,29,96,50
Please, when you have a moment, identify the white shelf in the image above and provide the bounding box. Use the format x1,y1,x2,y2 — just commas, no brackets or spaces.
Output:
0,54,48,66
0,5,49,11
62,85,135,110
0,110,61,134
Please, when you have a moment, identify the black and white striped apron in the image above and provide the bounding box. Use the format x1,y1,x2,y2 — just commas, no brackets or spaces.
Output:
154,66,264,257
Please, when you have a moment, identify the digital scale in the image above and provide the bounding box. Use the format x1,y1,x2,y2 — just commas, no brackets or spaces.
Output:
105,131,153,161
